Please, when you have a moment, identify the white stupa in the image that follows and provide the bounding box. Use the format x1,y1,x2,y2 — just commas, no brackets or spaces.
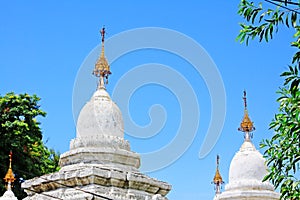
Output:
22,28,171,200
0,152,18,200
215,91,280,200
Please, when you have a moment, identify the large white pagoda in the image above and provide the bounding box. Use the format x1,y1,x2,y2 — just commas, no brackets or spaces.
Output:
22,28,171,200
213,91,280,200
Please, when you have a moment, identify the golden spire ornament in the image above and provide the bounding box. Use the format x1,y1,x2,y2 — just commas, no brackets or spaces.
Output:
3,151,16,190
238,90,255,141
212,155,224,195
92,27,111,90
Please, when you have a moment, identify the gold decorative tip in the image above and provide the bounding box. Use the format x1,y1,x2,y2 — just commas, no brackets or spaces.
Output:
238,90,255,133
93,27,111,89
213,155,223,184
3,151,16,184
212,155,224,195
213,169,223,184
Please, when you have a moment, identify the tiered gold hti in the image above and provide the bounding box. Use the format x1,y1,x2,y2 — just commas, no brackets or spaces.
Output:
238,91,255,140
93,27,111,89
4,151,16,187
212,155,224,194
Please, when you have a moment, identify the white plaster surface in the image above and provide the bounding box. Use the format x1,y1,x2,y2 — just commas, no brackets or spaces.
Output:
22,164,170,200
22,88,171,200
0,190,18,200
216,140,280,200
76,89,124,138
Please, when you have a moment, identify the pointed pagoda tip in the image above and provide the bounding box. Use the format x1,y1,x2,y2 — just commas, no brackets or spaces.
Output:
238,90,255,140
9,151,12,168
213,155,222,182
212,155,224,195
4,151,16,186
92,26,112,90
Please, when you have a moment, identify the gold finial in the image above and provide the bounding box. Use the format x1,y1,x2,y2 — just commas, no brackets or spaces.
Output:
93,26,111,89
238,91,255,140
4,151,16,186
212,155,224,195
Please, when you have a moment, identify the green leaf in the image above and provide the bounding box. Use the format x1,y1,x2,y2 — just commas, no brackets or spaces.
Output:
237,2,300,197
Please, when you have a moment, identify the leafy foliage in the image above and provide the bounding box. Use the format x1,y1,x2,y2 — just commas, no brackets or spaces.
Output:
237,0,300,199
237,0,299,44
0,92,60,199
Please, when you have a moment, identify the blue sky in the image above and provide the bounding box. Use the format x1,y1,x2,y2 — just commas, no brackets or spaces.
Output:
0,1,296,199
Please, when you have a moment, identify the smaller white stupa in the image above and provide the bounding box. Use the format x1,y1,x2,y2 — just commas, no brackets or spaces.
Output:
0,152,18,200
215,91,280,200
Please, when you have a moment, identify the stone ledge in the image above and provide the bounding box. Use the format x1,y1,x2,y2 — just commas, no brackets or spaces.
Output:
217,189,280,200
22,164,171,198
225,179,275,191
59,147,141,169
23,185,168,200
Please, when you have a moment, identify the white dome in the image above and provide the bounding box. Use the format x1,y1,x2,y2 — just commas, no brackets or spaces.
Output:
229,140,267,183
61,88,140,170
222,139,277,194
0,188,17,200
76,88,124,138
217,140,280,200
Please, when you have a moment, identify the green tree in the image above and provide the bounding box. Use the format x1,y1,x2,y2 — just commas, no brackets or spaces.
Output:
237,0,300,199
0,92,60,199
